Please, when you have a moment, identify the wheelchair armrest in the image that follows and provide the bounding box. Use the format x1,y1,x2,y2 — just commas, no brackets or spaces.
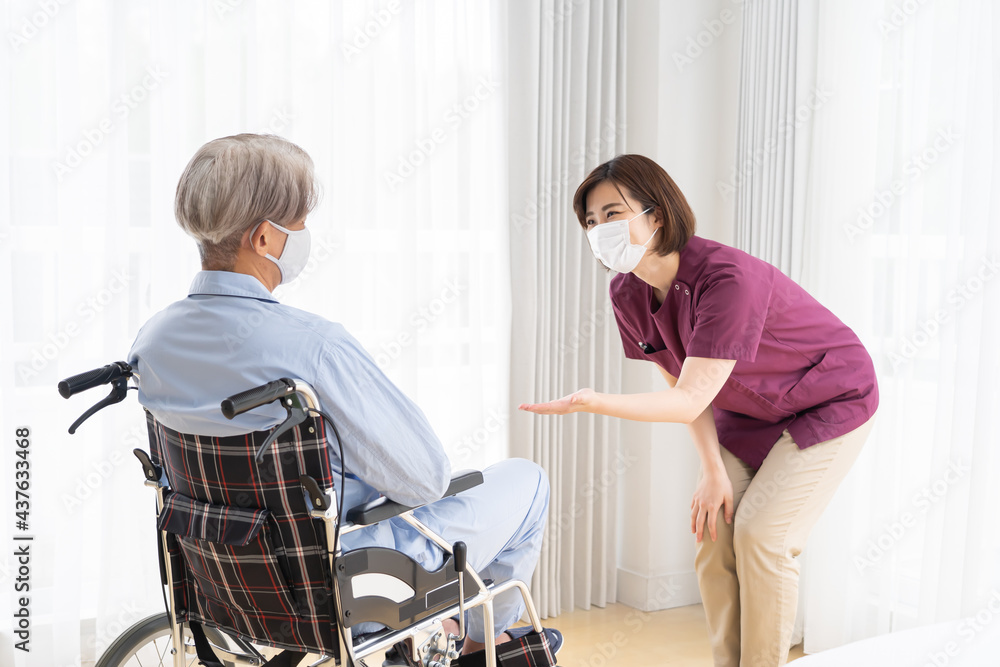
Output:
345,470,484,526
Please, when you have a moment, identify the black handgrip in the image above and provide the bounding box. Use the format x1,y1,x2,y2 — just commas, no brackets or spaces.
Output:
221,379,294,419
58,362,131,399
453,541,467,573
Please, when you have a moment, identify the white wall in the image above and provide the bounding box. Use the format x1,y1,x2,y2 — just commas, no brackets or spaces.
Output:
617,0,743,611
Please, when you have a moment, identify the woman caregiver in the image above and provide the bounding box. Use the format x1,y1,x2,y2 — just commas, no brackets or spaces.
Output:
519,154,878,667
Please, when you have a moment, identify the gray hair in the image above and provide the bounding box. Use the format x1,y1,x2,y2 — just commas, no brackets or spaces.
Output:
175,134,320,270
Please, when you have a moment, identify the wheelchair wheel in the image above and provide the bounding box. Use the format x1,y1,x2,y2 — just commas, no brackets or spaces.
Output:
95,612,235,667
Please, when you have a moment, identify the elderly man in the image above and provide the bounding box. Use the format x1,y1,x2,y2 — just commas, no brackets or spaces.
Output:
128,133,556,656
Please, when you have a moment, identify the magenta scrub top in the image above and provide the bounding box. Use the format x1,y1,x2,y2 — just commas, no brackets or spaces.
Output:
610,235,879,469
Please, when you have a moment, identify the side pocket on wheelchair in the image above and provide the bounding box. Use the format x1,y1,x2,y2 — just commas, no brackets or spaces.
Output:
158,492,303,621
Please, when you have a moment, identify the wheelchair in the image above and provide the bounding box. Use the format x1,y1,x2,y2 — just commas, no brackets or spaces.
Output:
60,362,556,667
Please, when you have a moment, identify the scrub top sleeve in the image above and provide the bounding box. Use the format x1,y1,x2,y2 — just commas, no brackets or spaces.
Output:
686,266,772,363
316,336,451,507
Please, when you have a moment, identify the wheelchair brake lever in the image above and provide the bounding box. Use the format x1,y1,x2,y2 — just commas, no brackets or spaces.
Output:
453,541,467,643
254,396,309,463
67,377,131,434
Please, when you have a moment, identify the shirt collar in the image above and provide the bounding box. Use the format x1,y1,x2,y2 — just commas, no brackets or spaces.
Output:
674,234,707,287
188,271,279,303
630,235,707,315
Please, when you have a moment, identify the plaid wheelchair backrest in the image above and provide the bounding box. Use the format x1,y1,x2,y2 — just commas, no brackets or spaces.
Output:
144,409,342,656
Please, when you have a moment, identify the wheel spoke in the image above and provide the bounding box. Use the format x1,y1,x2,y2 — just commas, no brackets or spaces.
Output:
97,614,246,667
156,636,169,665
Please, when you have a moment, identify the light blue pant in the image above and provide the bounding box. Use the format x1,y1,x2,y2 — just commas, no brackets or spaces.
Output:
345,458,550,642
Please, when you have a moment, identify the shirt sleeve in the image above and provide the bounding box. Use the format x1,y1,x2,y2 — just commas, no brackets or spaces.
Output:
686,264,773,362
314,333,451,507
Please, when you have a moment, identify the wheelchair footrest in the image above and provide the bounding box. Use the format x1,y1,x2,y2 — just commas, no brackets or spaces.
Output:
337,547,476,630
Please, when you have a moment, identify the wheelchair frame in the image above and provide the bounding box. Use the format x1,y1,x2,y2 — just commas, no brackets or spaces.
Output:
61,364,549,667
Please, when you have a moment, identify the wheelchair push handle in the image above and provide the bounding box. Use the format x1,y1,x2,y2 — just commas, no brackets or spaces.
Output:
58,361,132,398
58,361,135,433
221,379,296,420
222,378,321,463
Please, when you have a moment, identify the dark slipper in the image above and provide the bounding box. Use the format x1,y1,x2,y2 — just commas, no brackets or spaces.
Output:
450,626,563,667
505,625,563,656
447,614,563,658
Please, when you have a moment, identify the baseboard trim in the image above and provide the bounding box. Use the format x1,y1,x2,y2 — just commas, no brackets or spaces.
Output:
616,568,702,611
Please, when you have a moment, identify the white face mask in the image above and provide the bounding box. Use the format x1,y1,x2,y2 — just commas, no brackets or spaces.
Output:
252,220,311,285
586,207,658,273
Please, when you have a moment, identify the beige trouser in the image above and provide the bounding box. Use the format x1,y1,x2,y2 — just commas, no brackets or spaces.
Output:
694,415,876,667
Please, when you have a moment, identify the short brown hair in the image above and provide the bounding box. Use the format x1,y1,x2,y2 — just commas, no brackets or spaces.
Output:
175,133,320,270
573,154,696,256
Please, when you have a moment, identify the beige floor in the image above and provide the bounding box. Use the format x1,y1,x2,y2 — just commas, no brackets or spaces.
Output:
537,602,806,666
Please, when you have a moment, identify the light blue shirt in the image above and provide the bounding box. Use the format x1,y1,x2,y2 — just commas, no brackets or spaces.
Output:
128,271,452,514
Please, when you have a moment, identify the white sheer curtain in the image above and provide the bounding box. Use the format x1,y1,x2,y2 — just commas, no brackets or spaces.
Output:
506,0,626,618
737,0,999,655
733,0,812,282
0,2,508,665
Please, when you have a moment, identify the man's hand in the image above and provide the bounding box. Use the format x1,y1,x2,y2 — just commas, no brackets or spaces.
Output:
691,468,734,543
518,388,595,415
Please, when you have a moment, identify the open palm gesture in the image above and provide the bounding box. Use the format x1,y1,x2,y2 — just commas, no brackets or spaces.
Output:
518,388,595,415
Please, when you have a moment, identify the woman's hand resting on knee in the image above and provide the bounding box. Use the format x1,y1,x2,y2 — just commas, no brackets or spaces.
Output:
691,470,734,543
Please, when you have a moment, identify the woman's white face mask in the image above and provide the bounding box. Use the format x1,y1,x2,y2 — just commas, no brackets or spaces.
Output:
252,220,311,285
586,207,658,273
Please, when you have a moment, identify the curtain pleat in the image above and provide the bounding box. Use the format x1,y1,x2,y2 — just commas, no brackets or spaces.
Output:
507,0,625,618
734,0,804,279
